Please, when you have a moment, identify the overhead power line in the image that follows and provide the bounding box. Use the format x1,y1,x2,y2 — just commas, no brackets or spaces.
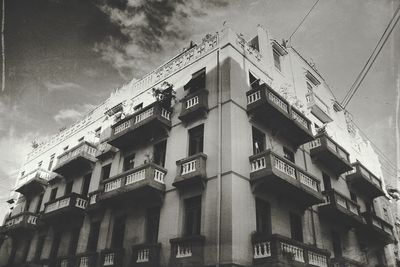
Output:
1,0,5,92
288,0,320,42
341,3,400,108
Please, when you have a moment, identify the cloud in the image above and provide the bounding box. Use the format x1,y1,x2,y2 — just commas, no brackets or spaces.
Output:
43,81,83,93
54,103,97,123
94,0,229,79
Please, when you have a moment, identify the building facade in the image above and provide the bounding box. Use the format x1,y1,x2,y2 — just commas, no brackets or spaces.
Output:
0,26,397,267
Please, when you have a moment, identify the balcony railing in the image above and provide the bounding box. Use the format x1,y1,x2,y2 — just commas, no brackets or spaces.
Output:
178,89,209,123
108,102,172,150
100,163,167,202
2,212,39,233
306,92,333,123
57,256,75,267
246,83,314,147
318,190,363,228
346,162,384,199
252,233,330,267
308,133,352,176
131,243,161,266
249,150,323,207
76,252,98,267
86,190,102,212
169,236,205,266
15,168,53,197
53,141,97,176
96,142,118,160
42,193,88,222
360,211,395,245
174,153,207,189
100,249,124,267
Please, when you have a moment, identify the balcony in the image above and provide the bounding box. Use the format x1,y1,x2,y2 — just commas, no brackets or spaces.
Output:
15,168,52,197
246,84,314,147
96,142,118,161
99,163,167,203
331,256,365,267
42,193,88,224
249,150,324,208
53,141,97,177
56,256,75,267
169,236,205,267
86,190,102,213
346,162,385,199
100,249,124,267
131,243,161,267
252,233,330,267
178,89,209,123
359,211,395,245
308,133,352,176
108,102,172,150
76,252,98,267
1,212,39,234
173,153,207,190
318,190,363,228
306,92,333,123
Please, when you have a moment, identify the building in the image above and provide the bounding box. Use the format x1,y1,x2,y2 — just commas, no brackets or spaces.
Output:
0,26,397,267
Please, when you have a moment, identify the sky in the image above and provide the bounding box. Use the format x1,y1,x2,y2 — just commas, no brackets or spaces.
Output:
0,0,399,217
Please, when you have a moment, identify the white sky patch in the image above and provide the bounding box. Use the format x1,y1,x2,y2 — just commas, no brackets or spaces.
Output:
54,104,97,123
44,81,82,93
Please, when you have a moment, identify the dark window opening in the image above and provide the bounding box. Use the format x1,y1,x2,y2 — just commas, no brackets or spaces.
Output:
101,164,112,180
252,127,265,154
63,146,69,151
48,154,55,171
65,181,73,196
256,198,271,234
290,213,303,242
124,154,135,171
283,147,295,163
49,188,58,201
78,137,84,142
146,207,161,243
322,172,331,191
95,127,102,139
34,236,45,261
111,215,126,249
154,140,167,167
68,228,80,255
87,221,101,252
350,192,357,203
249,72,260,89
134,103,143,112
24,198,31,212
332,231,342,257
184,196,202,236
273,49,281,71
81,173,91,196
188,125,204,156
35,193,44,214
185,68,206,94
49,231,61,264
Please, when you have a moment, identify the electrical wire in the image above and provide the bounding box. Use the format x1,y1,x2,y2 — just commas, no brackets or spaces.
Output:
341,3,400,108
288,0,321,42
1,0,5,92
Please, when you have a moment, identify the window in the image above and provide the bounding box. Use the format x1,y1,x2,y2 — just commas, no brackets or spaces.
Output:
134,103,143,112
101,164,112,180
63,146,69,151
81,173,91,196
48,154,55,171
273,49,281,71
20,171,25,178
188,125,204,156
255,198,271,234
68,228,80,255
249,72,260,89
350,192,357,203
111,215,126,249
184,196,202,236
49,231,61,263
123,154,135,171
24,198,31,212
283,147,295,163
146,207,161,243
87,221,101,252
184,68,206,93
65,181,73,195
34,235,45,261
153,140,167,167
49,188,58,201
322,172,331,191
252,127,265,154
38,161,43,168
306,81,313,93
290,213,303,242
95,127,102,139
332,231,342,257
36,193,44,213
78,136,84,142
